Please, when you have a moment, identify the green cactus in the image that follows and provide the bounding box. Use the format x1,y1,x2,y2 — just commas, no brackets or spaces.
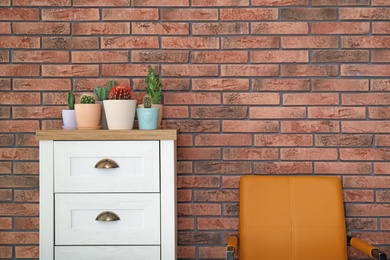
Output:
143,95,152,108
80,93,95,104
67,92,75,110
145,66,162,104
94,80,117,101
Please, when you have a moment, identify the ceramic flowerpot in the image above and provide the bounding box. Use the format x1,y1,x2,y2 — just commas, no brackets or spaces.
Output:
137,104,163,127
104,100,137,130
137,108,159,130
62,109,77,130
74,103,102,130
96,101,108,129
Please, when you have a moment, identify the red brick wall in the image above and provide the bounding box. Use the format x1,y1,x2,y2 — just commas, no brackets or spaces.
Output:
1,0,390,259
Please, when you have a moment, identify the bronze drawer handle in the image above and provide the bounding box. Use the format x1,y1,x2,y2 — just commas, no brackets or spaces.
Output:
95,211,121,221
94,159,119,169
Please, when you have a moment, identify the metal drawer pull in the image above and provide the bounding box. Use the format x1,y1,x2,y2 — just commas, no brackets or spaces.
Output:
94,159,119,169
95,211,121,221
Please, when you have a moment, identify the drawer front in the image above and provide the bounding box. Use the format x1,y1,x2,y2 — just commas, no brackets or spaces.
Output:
55,246,160,260
55,194,160,245
54,141,159,192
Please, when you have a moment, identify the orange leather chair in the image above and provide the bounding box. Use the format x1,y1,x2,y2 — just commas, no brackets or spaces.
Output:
227,176,387,260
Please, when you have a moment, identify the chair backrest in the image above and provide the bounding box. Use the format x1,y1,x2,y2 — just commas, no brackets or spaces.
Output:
239,176,348,260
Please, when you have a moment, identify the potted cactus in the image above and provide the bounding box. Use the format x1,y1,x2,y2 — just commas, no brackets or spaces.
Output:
137,95,159,130
94,80,117,129
62,92,77,130
74,93,102,130
103,85,137,130
138,66,163,127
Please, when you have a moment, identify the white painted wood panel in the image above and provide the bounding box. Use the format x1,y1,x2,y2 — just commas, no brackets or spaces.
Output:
54,141,159,192
55,194,160,245
55,246,160,260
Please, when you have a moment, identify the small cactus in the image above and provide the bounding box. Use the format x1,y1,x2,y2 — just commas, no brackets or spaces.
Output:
143,95,152,108
145,66,162,104
80,93,96,104
67,92,75,110
94,80,117,101
108,85,132,100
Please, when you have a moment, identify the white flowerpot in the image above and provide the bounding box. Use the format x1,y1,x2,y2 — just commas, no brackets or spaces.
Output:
104,100,137,130
62,109,77,130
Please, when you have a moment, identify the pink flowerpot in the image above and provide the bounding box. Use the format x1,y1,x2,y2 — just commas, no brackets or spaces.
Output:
75,103,102,130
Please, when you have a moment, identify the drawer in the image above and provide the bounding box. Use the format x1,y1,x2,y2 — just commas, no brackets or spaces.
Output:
55,246,160,260
54,141,159,192
55,194,160,245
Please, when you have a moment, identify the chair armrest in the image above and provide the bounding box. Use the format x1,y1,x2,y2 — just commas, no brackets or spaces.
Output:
226,235,238,260
348,236,387,260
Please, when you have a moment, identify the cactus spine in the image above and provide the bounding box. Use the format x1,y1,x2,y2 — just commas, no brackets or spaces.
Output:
108,86,132,100
143,95,152,108
67,92,75,110
80,93,96,104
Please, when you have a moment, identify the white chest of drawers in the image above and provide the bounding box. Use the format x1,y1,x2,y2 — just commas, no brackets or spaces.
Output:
37,130,177,260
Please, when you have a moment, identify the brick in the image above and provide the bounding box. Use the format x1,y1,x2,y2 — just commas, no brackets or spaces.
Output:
13,106,62,119
282,121,339,133
282,36,338,48
344,190,374,202
195,134,252,146
221,36,279,49
132,50,189,63
132,22,189,35
162,65,218,77
312,79,369,92
224,93,279,105
192,79,249,91
316,134,372,147
342,65,390,77
161,8,218,21
253,79,310,91
178,148,221,160
42,8,99,21
377,191,390,202
192,51,248,63
312,22,369,34
133,0,188,6
254,162,312,174
0,204,38,216
222,64,279,76
12,50,69,63
255,134,312,146
162,36,219,49
371,80,390,91
251,107,306,119
251,50,308,63
14,190,39,202
281,148,338,160
16,134,38,146
194,190,239,202
223,203,239,216
343,93,390,105
103,8,158,20
347,218,377,231
373,0,390,5
194,162,251,174
0,8,39,20
0,232,38,244
177,134,193,146
41,120,63,130
177,189,192,201
283,93,339,105
0,0,9,5
342,36,390,48
178,231,221,245
0,79,10,90
102,36,159,49
343,122,390,133
0,176,38,188
178,246,195,258
42,37,99,49
15,217,39,230
73,0,129,6
14,0,71,5
14,162,38,175
373,22,390,34
163,106,189,119
0,162,11,174
0,134,13,147
178,204,221,216
0,107,10,118
312,0,369,5
0,190,12,201
15,246,39,258
192,22,249,35
252,22,308,34
0,218,12,229
72,51,129,63
370,108,390,119
312,50,369,63
0,64,40,77
377,135,390,146
197,218,238,230
221,8,278,20
199,246,226,258
42,65,99,77
13,22,70,35
281,8,337,20
222,176,240,188
282,64,339,77
192,0,248,6
165,93,220,105
376,163,390,174
372,50,390,62
308,107,366,119
344,176,390,189
0,121,39,132
0,92,41,105
0,36,40,48
381,219,390,230
340,8,390,20
74,78,129,91
164,120,220,133
102,64,152,77
0,50,8,62
13,79,70,91
341,148,390,161
192,106,248,119
0,247,12,258
177,176,220,187
223,148,278,160
72,22,130,35
223,120,278,133
253,0,308,5
0,22,10,34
